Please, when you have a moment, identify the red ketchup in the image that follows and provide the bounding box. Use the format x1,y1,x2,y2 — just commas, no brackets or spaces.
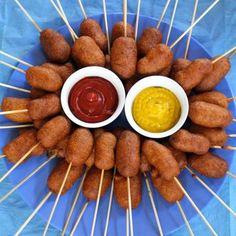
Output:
69,77,118,123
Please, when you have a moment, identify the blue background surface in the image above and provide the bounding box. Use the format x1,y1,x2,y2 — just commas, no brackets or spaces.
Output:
0,0,236,235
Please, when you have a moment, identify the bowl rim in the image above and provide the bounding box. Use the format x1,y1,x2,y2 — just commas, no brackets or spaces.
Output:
125,75,189,138
60,66,126,128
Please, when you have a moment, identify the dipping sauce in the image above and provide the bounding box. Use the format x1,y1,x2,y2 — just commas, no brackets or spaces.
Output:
132,87,181,132
69,77,118,123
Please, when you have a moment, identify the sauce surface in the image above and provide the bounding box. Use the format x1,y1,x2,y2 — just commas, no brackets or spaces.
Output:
132,87,181,132
69,77,118,123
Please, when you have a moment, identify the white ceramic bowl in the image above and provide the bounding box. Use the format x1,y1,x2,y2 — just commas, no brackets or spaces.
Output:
61,66,126,128
125,76,189,138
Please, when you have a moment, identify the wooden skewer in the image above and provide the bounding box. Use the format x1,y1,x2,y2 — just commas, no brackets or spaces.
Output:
0,51,33,67
61,167,89,236
184,0,199,59
126,208,129,236
170,0,220,50
0,154,57,204
127,177,134,236
176,201,194,236
70,200,89,236
134,0,141,41
90,169,105,236
228,49,236,59
0,82,30,94
228,134,236,138
55,0,76,41
233,119,236,122
212,145,236,151
143,172,163,236
174,177,217,236
227,171,236,179
0,109,28,115
43,162,72,236
49,0,78,40
0,60,25,74
102,0,110,55
77,0,87,19
165,0,179,46
0,143,40,183
104,167,116,236
123,0,128,38
186,167,236,217
0,124,34,129
54,0,77,40
227,96,236,102
212,46,236,63
14,0,42,32
157,0,171,29
0,155,6,159
15,192,53,236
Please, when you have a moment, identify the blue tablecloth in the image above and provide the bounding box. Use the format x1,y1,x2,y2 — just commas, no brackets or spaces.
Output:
0,0,236,235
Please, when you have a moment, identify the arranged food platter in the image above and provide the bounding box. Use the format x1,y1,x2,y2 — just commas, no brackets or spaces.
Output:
0,0,236,236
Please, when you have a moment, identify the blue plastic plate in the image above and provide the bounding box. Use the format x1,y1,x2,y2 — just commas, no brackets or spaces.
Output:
0,13,235,235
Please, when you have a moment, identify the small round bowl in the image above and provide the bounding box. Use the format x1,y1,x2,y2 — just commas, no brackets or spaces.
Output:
61,66,126,128
125,76,189,138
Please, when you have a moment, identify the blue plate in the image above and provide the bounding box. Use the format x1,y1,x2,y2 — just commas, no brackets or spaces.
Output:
0,13,235,236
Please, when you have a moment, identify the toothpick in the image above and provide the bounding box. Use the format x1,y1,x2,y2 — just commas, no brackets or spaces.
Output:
212,145,236,151
127,177,134,236
174,177,217,236
143,172,163,236
123,0,128,37
0,61,26,74
227,171,236,179
15,192,53,236
49,0,78,40
165,0,179,45
134,0,141,41
43,162,72,236
90,169,105,236
0,124,33,129
184,0,199,59
186,167,236,217
228,134,236,138
0,155,6,159
157,0,171,29
70,201,89,236
77,0,87,19
0,109,28,115
0,83,30,94
14,0,42,32
0,143,40,183
102,0,110,54
0,51,33,67
55,0,76,41
0,154,56,204
233,119,236,122
61,167,89,236
176,201,194,236
104,168,116,236
126,208,129,236
212,46,236,63
170,0,220,50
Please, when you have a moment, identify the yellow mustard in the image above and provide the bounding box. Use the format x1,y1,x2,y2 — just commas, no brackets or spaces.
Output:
132,87,181,133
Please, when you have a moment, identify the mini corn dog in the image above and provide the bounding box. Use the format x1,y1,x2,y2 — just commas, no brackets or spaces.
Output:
65,128,94,166
189,101,232,128
169,129,210,155
188,152,228,178
142,140,180,180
